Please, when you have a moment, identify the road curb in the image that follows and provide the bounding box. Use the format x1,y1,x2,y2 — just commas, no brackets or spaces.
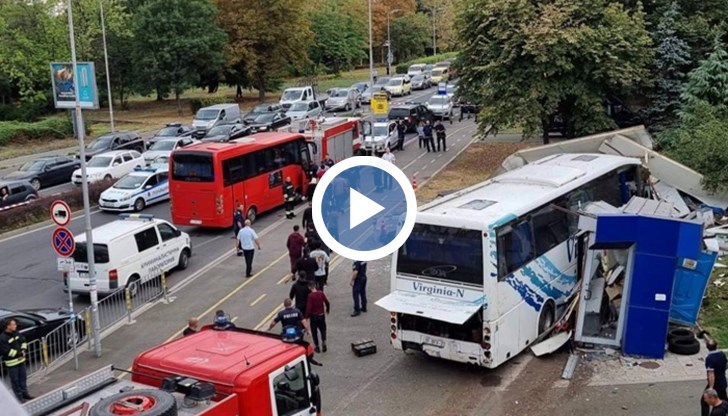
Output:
0,206,101,242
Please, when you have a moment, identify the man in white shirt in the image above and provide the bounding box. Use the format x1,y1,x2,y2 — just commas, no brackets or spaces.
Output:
381,147,396,189
309,241,330,290
236,219,261,278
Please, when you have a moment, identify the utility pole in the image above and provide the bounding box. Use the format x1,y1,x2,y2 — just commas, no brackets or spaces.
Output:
387,9,401,77
368,0,374,88
67,0,102,357
432,7,437,56
100,0,114,132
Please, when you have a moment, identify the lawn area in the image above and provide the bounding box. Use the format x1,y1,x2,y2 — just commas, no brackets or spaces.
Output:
699,260,728,347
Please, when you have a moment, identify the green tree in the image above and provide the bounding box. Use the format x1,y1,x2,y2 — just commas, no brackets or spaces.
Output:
132,0,226,113
456,0,653,143
214,0,313,101
390,13,431,61
309,0,366,74
679,39,728,124
646,1,691,132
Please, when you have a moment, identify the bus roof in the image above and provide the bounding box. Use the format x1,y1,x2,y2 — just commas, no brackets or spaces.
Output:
133,327,305,388
418,153,640,230
176,132,305,157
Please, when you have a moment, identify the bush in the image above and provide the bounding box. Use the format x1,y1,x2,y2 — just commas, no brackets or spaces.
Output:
0,180,115,233
0,116,75,146
395,52,459,74
189,97,238,113
0,100,54,122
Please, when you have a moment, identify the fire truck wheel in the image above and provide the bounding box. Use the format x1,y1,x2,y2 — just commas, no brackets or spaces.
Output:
90,389,178,416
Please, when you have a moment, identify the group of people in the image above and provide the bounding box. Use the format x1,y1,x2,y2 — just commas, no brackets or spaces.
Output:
416,120,448,153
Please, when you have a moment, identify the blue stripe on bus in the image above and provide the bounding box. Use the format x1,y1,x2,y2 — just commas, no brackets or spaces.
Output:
505,255,576,312
505,274,545,310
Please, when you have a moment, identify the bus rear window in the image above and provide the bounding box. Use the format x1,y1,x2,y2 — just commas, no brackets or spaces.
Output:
172,153,214,182
72,243,110,264
397,224,483,286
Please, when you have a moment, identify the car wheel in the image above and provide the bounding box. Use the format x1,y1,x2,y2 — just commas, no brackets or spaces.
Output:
345,103,350,112
177,248,190,270
30,178,41,190
134,198,146,212
246,206,257,224
538,300,555,335
104,174,112,181
126,275,141,298
25,195,37,202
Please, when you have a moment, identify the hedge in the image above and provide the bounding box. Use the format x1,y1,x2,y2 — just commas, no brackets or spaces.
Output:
0,116,75,146
395,52,459,75
189,97,238,114
0,180,114,233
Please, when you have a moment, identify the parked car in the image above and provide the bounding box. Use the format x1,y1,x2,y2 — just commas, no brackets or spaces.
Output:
373,77,391,91
200,123,251,143
350,82,370,95
0,179,38,209
243,103,285,124
325,88,361,112
149,123,194,147
407,63,427,77
2,156,80,190
71,150,144,185
411,74,431,90
424,64,434,76
0,308,86,362
387,102,434,132
192,104,241,136
143,137,199,164
286,101,323,121
363,121,399,155
82,132,145,161
426,94,454,120
247,112,292,133
384,77,411,97
99,167,169,212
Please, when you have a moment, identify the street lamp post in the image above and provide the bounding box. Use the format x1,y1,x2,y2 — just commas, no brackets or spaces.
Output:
428,6,444,56
100,0,114,132
386,9,401,76
66,0,102,358
368,0,374,89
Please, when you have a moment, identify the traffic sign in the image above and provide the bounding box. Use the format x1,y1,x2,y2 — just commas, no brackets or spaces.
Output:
52,227,75,257
57,257,75,272
371,92,389,116
50,200,72,227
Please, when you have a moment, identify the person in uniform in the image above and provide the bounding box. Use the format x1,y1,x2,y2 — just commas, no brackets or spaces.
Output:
283,176,296,219
182,317,199,336
269,298,308,337
434,120,447,152
0,319,32,401
350,261,368,317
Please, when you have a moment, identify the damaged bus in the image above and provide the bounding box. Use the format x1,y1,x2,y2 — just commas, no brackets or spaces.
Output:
376,153,644,368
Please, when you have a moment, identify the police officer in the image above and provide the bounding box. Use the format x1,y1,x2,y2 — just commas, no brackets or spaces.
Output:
423,121,435,153
434,120,447,152
350,261,368,317
0,319,32,401
269,298,308,337
283,176,296,219
233,203,244,255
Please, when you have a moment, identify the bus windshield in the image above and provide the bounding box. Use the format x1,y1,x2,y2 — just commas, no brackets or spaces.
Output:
397,224,483,286
172,153,214,182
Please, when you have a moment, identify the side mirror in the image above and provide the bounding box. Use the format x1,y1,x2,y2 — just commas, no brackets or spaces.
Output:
113,162,121,166
174,228,182,237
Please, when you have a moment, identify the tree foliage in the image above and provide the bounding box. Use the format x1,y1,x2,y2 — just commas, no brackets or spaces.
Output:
456,0,653,142
679,40,728,124
390,13,431,62
309,0,366,74
132,0,226,112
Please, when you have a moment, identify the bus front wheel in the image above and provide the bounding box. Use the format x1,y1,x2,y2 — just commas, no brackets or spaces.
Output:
538,300,555,336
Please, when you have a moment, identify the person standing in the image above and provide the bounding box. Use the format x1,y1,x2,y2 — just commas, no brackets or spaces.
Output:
381,147,396,189
269,298,307,337
434,120,447,152
290,272,312,313
212,310,237,331
294,251,319,283
350,261,368,317
232,203,244,241
0,319,32,402
302,201,314,230
309,241,330,289
396,119,406,151
306,177,318,202
182,317,199,336
305,282,330,353
283,176,296,219
236,219,260,278
703,340,728,416
416,121,425,149
323,155,335,168
287,225,306,275
703,389,728,416
423,120,435,153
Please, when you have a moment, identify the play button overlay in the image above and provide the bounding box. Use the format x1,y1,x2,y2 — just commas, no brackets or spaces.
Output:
312,156,417,261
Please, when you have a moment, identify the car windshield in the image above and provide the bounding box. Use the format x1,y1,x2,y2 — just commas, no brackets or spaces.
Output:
373,126,389,137
252,105,270,113
332,89,348,97
363,87,376,95
282,90,302,100
87,156,112,168
152,156,169,166
374,77,390,86
19,160,45,172
88,137,112,150
388,79,402,86
114,174,146,190
425,65,434,71
430,96,448,105
408,65,423,73
412,75,425,82
149,140,177,151
289,102,308,111
195,109,219,120
206,125,232,136
255,113,275,123
432,69,444,76
447,85,456,94
156,127,179,137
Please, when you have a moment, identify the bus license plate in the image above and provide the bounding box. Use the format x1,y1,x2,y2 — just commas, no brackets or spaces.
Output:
422,336,446,348
190,219,202,225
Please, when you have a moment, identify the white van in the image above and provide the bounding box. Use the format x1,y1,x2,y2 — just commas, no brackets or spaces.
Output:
407,63,426,77
192,104,241,135
65,214,191,296
279,86,317,110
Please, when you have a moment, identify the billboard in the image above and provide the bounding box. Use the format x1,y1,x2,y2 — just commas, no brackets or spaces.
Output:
50,62,99,110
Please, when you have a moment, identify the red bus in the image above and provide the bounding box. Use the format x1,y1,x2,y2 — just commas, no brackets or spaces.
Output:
169,132,312,227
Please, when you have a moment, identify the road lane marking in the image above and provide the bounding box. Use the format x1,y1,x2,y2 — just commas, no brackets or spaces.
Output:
277,274,291,285
401,124,471,171
418,136,479,190
250,293,267,306
254,305,283,331
231,316,239,323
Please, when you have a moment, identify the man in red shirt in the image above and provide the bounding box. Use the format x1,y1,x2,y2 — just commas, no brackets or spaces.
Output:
305,282,330,353
286,225,305,274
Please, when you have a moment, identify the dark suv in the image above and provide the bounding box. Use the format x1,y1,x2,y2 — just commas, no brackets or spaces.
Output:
0,179,38,209
83,131,145,161
387,103,434,132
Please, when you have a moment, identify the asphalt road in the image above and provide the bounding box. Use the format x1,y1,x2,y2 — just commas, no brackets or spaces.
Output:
0,84,454,313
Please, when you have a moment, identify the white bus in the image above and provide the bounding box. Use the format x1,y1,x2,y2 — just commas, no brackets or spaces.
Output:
376,153,644,368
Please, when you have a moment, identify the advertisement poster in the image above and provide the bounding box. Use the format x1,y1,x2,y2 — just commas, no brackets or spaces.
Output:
50,62,99,109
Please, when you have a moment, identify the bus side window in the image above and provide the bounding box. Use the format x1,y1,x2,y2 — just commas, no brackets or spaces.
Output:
531,205,570,256
496,220,535,280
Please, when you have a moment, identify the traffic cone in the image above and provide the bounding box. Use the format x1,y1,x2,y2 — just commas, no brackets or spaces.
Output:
412,174,417,191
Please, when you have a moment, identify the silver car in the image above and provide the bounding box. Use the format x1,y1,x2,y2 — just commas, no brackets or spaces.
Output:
325,88,361,111
286,101,323,121
426,94,454,120
363,121,398,155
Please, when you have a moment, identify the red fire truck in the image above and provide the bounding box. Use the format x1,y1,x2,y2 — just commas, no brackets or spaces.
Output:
281,117,366,165
23,327,323,416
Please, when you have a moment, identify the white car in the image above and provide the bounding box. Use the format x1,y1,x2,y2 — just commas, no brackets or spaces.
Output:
426,94,454,120
71,150,144,185
148,155,170,171
384,77,411,97
99,167,169,212
286,101,323,121
364,121,398,155
143,137,198,165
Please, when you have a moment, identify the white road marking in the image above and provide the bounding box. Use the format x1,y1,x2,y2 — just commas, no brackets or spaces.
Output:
250,293,266,306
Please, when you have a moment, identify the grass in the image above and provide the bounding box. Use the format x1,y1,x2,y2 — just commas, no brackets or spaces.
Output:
0,137,78,160
699,260,728,347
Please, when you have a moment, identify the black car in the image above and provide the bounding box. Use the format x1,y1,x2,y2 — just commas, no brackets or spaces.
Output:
2,156,80,190
83,131,145,161
0,179,38,209
0,308,86,362
200,123,252,142
388,103,434,132
243,103,285,124
247,112,291,133
149,123,195,146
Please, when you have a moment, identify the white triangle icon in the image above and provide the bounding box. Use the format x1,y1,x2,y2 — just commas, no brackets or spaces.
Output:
349,188,385,229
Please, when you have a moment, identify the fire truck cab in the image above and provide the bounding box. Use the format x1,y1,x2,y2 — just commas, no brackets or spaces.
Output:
24,327,322,416
281,117,364,165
